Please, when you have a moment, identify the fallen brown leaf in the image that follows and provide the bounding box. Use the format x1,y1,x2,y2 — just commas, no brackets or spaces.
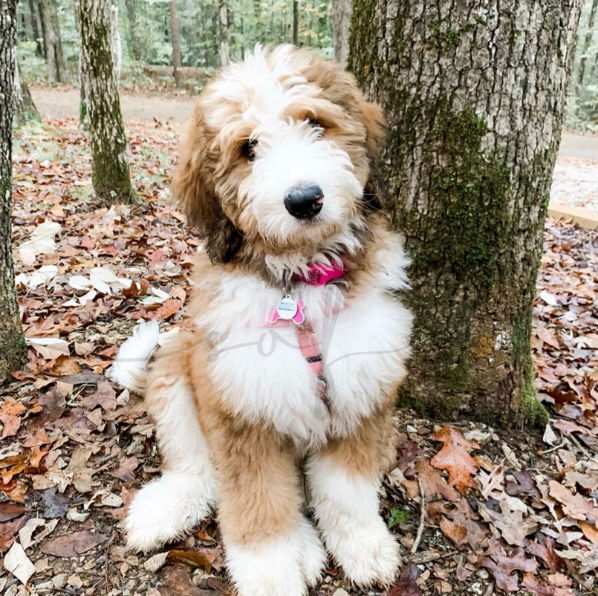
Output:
431,426,480,494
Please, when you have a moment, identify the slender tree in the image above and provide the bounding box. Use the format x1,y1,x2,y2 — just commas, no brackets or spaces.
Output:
40,0,65,83
350,0,583,427
168,0,182,88
577,0,598,88
0,0,28,383
110,5,122,80
77,0,137,204
292,0,298,45
218,0,229,67
27,0,43,56
124,0,142,61
331,0,351,67
32,0,45,57
14,57,41,126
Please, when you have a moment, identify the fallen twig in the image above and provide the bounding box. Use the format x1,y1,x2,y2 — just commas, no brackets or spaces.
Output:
410,476,426,555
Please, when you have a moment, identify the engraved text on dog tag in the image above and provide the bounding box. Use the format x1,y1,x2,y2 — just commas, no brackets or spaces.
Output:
276,295,298,320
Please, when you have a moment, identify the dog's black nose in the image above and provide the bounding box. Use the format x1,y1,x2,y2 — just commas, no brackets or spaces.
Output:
284,185,324,220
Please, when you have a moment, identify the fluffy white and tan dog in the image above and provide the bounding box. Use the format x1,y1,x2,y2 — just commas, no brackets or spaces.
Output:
112,45,412,596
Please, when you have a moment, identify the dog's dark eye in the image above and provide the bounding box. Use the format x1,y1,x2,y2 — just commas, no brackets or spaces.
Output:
241,139,257,161
308,118,325,132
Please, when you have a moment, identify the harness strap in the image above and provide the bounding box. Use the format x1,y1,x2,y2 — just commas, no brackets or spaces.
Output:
265,318,330,409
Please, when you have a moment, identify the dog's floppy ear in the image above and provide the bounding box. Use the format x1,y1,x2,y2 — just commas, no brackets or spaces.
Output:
360,99,385,160
360,99,386,211
171,104,243,264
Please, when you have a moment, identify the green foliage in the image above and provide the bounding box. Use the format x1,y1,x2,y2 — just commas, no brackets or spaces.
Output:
17,0,332,89
387,507,412,529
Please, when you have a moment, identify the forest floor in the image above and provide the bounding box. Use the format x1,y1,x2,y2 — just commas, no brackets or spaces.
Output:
1,117,598,596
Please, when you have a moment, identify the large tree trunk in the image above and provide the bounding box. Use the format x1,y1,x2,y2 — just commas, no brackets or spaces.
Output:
77,0,138,204
350,0,582,428
40,0,66,83
124,0,141,61
0,0,28,383
168,0,182,88
331,0,351,67
217,0,229,67
577,0,598,88
14,56,41,126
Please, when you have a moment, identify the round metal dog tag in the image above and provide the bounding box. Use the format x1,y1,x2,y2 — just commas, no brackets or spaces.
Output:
276,295,298,320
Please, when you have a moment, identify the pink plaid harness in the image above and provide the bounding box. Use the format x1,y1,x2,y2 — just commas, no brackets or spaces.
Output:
266,263,347,408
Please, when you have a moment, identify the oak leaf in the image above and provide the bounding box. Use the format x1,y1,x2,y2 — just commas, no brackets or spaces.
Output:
431,426,479,493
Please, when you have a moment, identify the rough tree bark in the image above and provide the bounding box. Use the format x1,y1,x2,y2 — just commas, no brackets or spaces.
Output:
14,56,41,126
168,0,182,88
0,0,28,383
577,0,598,88
77,0,138,204
350,0,582,427
40,0,66,83
331,0,351,67
124,0,142,61
217,0,229,67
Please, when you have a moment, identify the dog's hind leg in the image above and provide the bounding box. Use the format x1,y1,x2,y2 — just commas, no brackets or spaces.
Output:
126,339,217,552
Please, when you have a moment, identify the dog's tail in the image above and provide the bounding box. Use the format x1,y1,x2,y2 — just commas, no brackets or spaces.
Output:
110,321,160,393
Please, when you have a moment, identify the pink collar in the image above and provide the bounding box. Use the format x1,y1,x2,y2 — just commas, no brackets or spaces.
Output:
293,263,347,286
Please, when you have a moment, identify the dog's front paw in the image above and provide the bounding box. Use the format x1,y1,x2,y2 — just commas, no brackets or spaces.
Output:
225,523,318,596
298,518,327,587
125,473,213,552
328,518,401,587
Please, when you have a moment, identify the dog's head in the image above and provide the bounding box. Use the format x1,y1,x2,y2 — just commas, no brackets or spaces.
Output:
172,45,385,264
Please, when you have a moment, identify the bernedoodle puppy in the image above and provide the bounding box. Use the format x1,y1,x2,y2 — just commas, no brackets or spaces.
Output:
112,45,412,596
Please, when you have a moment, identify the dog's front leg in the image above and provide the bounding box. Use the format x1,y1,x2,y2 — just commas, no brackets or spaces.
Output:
306,411,401,588
205,413,327,596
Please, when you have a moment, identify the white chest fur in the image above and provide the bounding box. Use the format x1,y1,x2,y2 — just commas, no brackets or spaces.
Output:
196,230,412,446
207,289,411,445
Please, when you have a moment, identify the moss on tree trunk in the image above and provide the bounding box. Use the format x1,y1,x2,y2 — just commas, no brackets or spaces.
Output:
1,0,28,383
77,0,139,204
349,0,582,428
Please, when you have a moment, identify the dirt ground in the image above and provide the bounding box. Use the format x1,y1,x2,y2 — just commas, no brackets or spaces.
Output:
31,87,196,123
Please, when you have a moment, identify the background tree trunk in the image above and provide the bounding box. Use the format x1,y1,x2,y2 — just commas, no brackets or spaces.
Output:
0,0,28,383
124,0,142,61
32,0,45,57
168,0,182,88
292,0,298,45
14,57,41,126
77,0,137,204
40,0,65,83
350,0,582,428
331,0,350,67
110,5,122,81
217,0,229,67
23,3,35,40
577,0,598,88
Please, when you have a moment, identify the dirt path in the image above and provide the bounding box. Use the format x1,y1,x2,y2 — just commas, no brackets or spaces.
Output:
29,87,598,210
31,86,196,123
